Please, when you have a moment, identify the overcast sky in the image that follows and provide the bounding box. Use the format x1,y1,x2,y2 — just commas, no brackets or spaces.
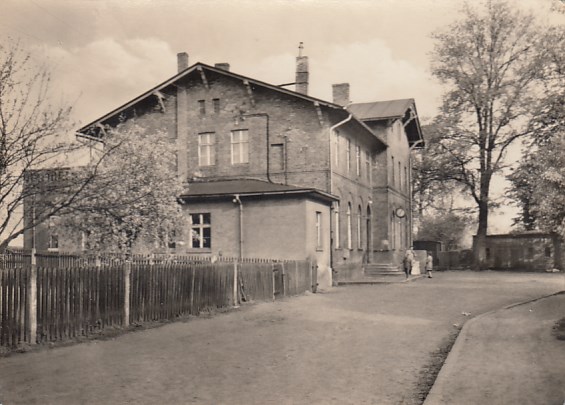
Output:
1,0,563,233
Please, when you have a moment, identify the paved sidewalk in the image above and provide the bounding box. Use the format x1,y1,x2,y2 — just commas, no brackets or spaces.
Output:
425,292,565,405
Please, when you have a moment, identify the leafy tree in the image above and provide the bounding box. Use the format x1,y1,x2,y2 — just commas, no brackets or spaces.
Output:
59,124,185,254
429,0,561,268
416,212,473,251
0,40,98,251
508,26,565,234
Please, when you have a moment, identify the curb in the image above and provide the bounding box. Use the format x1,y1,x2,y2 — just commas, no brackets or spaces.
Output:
337,274,426,286
423,290,565,405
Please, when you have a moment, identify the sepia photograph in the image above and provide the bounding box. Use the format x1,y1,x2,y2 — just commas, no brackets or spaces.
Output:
0,0,564,403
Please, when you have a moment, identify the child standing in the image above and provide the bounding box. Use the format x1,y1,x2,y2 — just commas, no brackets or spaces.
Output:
425,251,433,278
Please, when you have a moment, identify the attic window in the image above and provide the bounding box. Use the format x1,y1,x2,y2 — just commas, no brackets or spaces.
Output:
198,100,206,115
213,98,220,114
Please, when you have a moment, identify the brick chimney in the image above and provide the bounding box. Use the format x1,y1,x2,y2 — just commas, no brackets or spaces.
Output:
214,63,230,71
177,52,189,72
332,83,350,106
295,42,308,95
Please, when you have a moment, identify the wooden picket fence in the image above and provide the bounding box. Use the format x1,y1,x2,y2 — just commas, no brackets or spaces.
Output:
0,250,317,350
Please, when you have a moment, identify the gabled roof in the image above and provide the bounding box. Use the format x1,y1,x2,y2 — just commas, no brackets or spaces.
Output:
348,99,424,147
348,99,414,121
77,62,385,148
180,179,337,203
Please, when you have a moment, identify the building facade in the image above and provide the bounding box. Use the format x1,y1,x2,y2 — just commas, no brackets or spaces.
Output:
26,50,424,286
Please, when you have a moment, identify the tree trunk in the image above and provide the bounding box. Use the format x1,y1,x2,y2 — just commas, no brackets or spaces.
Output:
473,197,489,270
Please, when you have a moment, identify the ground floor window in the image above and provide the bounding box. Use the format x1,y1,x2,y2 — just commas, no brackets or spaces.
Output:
316,211,323,250
190,213,211,249
48,216,59,251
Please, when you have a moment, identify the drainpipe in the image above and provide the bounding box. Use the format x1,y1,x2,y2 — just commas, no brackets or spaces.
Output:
328,111,352,274
408,139,424,247
233,194,243,260
329,112,353,195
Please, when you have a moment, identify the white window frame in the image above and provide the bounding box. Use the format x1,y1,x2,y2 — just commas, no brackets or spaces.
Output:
357,206,362,249
346,139,351,173
356,145,361,176
334,203,340,249
347,203,352,250
316,211,323,250
333,130,339,167
190,213,211,249
198,132,215,166
231,129,249,164
48,216,59,251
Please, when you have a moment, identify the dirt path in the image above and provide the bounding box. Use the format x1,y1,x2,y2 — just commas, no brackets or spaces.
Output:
0,271,563,405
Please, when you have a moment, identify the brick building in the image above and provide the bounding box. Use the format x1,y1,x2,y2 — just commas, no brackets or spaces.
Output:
27,50,424,287
479,233,563,271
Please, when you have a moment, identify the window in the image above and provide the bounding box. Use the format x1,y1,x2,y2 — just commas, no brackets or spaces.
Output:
391,156,395,185
190,213,211,249
334,203,340,249
316,212,323,250
198,100,206,115
365,151,370,180
356,145,361,176
357,206,362,249
404,166,408,192
333,130,339,166
398,161,401,189
347,203,352,250
346,139,351,173
486,248,491,260
48,216,59,251
545,246,552,257
213,98,220,114
231,129,249,164
198,132,215,166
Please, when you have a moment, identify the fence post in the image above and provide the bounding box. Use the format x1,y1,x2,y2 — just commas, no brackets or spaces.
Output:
272,263,276,301
26,248,37,345
233,262,239,308
281,262,286,297
123,261,131,327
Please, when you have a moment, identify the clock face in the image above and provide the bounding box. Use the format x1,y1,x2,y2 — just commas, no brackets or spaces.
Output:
395,208,406,218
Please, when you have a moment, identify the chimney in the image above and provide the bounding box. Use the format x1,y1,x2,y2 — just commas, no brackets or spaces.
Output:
332,83,350,106
295,42,308,95
177,52,189,72
214,63,230,71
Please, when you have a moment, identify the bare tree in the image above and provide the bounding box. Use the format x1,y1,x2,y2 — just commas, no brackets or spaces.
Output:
429,0,561,268
0,40,100,251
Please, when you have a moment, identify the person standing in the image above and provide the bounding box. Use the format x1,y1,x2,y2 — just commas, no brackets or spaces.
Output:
425,251,433,278
403,247,414,279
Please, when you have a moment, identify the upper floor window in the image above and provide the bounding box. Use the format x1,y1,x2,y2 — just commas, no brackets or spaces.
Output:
231,129,249,164
333,130,339,167
198,132,215,166
190,213,211,249
213,98,220,114
398,161,402,189
365,151,371,180
198,100,206,115
404,166,408,192
356,145,361,176
346,139,351,173
391,156,395,185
